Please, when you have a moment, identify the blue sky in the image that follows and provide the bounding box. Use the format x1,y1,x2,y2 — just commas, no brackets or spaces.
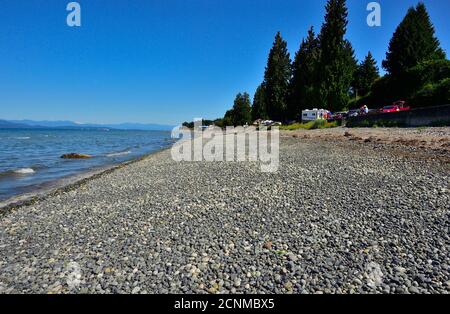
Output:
0,0,449,125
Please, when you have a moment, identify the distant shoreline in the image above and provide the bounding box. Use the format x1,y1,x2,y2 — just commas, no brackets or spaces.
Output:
0,119,175,131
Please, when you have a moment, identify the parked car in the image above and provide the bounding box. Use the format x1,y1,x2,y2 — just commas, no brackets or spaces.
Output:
380,105,401,113
393,100,411,112
348,109,360,117
380,101,412,114
329,112,347,121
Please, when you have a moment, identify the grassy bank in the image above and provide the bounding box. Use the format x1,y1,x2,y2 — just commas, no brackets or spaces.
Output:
280,120,341,131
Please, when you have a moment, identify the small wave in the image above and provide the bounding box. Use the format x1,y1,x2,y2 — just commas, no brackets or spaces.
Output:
30,164,49,171
106,151,131,157
13,168,35,175
14,137,31,140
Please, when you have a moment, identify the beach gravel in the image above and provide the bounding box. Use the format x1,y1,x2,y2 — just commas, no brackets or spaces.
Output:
0,133,449,294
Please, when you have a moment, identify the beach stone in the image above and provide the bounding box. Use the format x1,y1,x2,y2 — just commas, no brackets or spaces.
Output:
61,153,92,159
263,241,273,250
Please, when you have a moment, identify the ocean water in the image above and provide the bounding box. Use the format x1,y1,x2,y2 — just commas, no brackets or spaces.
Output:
0,128,174,201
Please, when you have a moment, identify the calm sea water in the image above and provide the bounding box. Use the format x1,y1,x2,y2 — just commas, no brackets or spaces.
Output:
0,128,174,201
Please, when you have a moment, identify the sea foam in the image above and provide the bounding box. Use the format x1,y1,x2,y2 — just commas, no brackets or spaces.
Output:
14,168,35,174
106,151,131,157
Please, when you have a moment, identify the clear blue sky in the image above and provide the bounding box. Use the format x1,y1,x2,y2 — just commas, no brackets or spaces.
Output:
0,0,449,125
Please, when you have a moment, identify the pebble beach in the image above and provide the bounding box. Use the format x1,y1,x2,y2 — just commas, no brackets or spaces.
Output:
0,129,449,294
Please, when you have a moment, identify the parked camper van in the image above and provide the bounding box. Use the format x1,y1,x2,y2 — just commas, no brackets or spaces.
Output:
301,109,329,122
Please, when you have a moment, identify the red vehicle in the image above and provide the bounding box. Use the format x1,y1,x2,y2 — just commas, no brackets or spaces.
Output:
393,100,411,112
380,101,411,114
380,105,400,113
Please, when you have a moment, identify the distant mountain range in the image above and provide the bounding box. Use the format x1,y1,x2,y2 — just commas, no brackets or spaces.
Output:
0,120,34,129
0,119,175,131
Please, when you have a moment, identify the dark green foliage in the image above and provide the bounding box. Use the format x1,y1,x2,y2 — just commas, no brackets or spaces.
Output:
231,92,252,126
410,78,450,107
252,84,268,121
347,96,362,110
288,27,321,120
212,117,232,128
220,93,252,127
355,75,410,108
222,110,234,127
407,59,450,86
182,119,218,129
357,59,450,108
361,2,449,109
353,52,380,97
382,3,446,76
317,0,357,112
211,111,234,128
263,32,292,122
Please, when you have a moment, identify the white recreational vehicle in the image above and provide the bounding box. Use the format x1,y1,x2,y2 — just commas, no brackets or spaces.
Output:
301,109,329,122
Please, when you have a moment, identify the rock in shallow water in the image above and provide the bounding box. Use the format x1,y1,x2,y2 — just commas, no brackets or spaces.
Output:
61,153,93,159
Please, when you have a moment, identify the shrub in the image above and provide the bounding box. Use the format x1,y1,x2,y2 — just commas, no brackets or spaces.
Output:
347,96,362,110
408,59,450,86
410,78,450,107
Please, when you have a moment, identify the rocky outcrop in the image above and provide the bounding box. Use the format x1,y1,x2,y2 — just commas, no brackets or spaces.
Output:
60,153,92,159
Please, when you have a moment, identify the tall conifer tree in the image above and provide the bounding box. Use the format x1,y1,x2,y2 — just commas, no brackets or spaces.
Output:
252,84,267,121
383,2,445,75
288,27,321,119
263,32,292,121
353,52,380,97
231,92,252,126
317,0,356,112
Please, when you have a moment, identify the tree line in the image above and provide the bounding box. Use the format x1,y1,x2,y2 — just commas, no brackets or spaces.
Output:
208,0,448,127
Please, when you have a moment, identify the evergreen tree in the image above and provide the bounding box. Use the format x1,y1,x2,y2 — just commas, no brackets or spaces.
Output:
251,83,267,121
231,92,252,126
263,32,292,121
383,2,446,76
353,52,380,97
288,27,321,120
317,0,356,112
222,110,234,127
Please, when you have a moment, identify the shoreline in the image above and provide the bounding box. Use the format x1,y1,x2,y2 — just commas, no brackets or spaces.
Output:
0,146,173,213
2,126,449,212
